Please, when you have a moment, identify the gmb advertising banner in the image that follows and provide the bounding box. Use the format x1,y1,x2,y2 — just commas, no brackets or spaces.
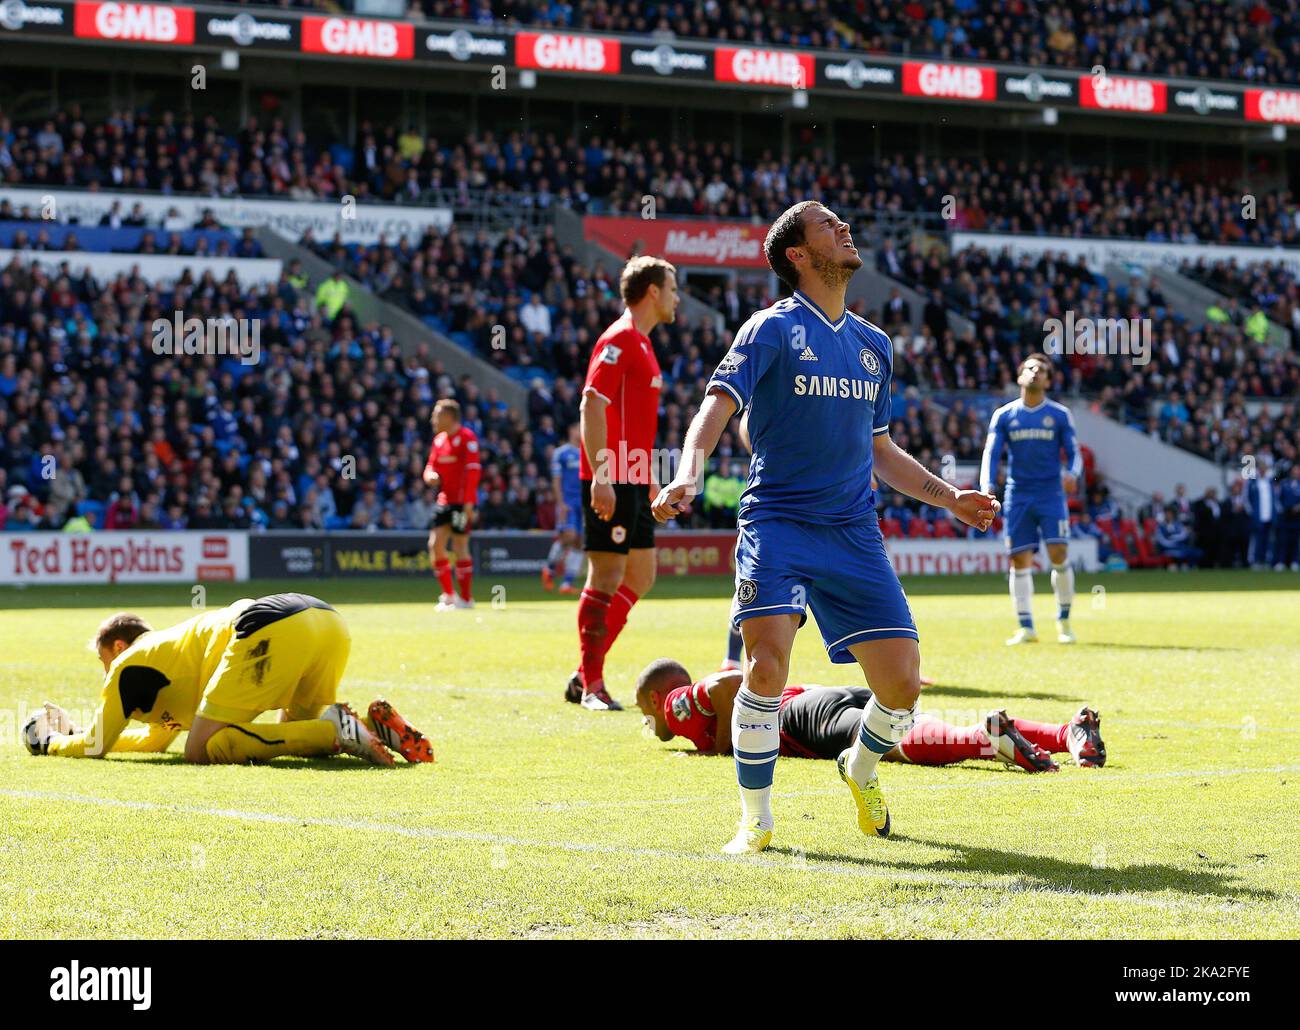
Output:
7,5,1300,130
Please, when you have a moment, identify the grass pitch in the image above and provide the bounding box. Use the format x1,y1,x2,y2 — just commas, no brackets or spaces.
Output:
1,570,1297,939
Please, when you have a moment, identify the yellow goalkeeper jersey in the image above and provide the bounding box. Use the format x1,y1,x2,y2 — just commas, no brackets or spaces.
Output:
48,600,255,758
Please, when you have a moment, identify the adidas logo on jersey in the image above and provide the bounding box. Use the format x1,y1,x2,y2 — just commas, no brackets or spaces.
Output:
798,345,818,361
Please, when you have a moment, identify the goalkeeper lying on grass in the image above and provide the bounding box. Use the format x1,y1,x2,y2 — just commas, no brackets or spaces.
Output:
24,592,433,767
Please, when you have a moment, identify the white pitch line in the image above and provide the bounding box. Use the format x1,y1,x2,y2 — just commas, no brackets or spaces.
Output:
433,762,1300,815
0,787,1273,917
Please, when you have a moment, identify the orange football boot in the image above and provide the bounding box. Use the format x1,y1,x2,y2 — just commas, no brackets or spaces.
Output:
367,699,435,763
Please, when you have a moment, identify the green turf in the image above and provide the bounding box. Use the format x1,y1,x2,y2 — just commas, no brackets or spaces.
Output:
1,570,1297,939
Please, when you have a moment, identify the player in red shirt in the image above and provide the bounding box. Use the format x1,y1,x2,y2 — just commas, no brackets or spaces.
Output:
634,658,1106,770
423,399,482,610
567,256,680,711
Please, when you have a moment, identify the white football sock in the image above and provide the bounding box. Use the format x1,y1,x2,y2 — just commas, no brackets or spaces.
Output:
1051,561,1075,620
846,696,917,785
733,686,780,830
1011,567,1035,629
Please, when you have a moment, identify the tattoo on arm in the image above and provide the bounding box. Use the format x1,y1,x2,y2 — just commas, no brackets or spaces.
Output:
921,476,950,501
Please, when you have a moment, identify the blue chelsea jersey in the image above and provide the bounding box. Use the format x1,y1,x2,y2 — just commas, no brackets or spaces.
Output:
550,443,584,506
980,397,1081,494
705,290,893,525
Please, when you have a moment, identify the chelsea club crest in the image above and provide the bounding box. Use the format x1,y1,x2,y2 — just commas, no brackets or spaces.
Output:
859,348,880,376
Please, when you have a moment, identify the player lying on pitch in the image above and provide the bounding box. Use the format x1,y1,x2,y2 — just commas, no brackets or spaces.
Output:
23,592,433,766
635,658,1106,771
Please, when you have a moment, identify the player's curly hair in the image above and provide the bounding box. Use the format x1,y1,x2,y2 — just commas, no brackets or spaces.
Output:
89,613,152,654
764,200,822,289
635,658,691,703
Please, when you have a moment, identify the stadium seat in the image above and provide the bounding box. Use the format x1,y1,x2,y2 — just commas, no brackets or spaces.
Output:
1135,531,1170,568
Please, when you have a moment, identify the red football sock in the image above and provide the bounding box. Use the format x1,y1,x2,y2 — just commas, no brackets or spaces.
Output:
434,558,454,597
577,588,612,691
1012,718,1069,753
896,720,990,765
603,585,639,656
455,559,474,601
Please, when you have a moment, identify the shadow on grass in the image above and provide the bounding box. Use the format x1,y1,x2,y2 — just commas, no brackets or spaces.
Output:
921,683,1078,702
775,836,1273,904
114,753,423,772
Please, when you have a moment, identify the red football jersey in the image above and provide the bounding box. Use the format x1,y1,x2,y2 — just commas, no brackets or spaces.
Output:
664,680,718,753
579,310,662,485
663,681,807,755
425,425,482,506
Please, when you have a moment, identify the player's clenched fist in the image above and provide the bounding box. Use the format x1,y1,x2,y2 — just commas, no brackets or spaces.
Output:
652,479,696,522
949,490,1001,532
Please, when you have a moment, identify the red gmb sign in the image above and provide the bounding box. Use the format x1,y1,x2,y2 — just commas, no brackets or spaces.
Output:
300,16,414,59
74,2,194,44
716,47,815,88
1245,88,1300,123
516,32,620,73
903,61,996,100
1078,74,1167,113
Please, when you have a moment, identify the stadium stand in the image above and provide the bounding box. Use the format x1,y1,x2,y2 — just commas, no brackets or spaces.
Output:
2,85,1297,563
422,1,1300,86
5,109,1299,243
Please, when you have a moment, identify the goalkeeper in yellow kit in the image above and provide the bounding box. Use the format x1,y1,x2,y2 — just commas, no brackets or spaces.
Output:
24,592,434,766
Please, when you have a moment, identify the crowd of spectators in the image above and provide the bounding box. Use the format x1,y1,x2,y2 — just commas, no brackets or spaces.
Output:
3,225,1296,549
1135,474,1300,569
420,0,1300,86
0,227,1042,537
301,214,1300,475
3,89,1297,540
7,107,1300,247
0,253,560,534
881,241,1300,469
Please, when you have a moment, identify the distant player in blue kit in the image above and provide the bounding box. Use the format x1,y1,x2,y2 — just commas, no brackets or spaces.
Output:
543,423,584,594
652,201,999,854
980,353,1083,645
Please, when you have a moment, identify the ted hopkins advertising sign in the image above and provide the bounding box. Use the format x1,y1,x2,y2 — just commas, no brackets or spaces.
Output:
2,531,248,584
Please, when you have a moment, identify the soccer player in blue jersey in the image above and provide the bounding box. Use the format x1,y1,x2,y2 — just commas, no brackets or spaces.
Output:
544,423,584,594
980,353,1083,646
652,201,999,854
